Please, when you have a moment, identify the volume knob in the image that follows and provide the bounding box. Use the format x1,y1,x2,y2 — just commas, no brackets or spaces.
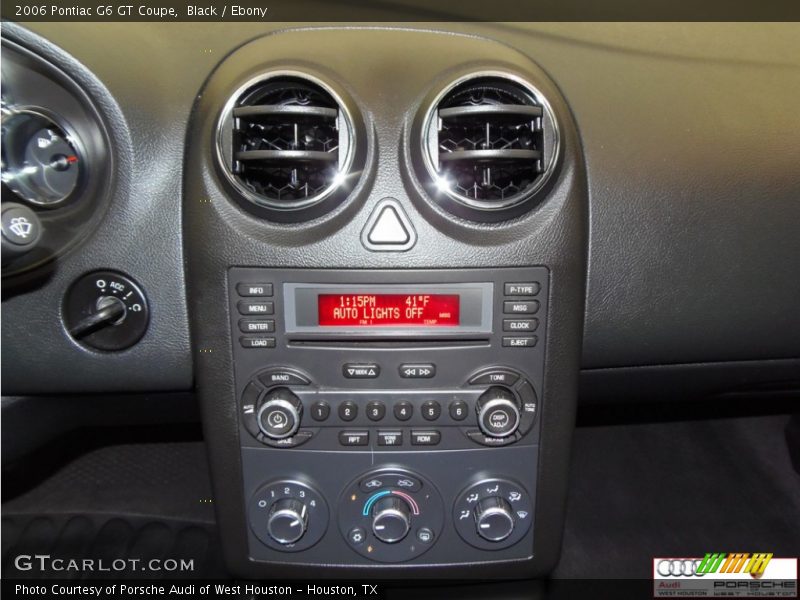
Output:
257,387,302,440
267,498,308,545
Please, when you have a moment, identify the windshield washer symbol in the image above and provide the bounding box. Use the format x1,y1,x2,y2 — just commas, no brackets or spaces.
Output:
9,217,32,238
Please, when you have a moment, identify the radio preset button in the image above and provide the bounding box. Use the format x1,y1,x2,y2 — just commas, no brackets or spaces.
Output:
393,401,413,421
411,430,441,446
236,283,273,297
377,431,403,446
502,318,538,333
503,300,539,315
339,401,358,421
239,319,275,333
399,364,436,378
238,300,274,315
421,401,441,421
366,401,386,421
339,431,369,446
240,336,276,349
310,401,330,422
449,400,468,421
502,336,538,348
503,282,540,297
343,364,380,379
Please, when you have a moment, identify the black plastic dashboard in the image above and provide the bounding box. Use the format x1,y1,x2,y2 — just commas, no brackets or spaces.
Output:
2,22,799,399
1,20,799,580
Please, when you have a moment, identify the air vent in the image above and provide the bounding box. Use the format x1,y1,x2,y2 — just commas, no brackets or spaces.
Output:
217,73,356,219
420,74,559,220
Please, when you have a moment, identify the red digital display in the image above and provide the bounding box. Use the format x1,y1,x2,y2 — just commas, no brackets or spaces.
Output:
318,294,460,327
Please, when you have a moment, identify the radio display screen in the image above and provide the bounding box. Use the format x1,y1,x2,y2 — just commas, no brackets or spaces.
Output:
318,294,460,327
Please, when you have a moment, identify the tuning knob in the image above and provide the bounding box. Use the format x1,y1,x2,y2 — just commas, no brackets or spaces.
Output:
371,495,411,543
476,386,521,438
266,498,308,545
257,388,302,440
474,496,515,542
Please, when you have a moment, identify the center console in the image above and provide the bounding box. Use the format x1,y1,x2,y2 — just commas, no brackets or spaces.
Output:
231,267,546,565
184,27,587,578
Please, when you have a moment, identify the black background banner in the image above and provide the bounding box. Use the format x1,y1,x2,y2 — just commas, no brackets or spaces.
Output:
2,0,800,22
2,578,659,599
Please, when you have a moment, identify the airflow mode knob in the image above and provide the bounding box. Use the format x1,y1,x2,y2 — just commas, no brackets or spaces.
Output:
474,496,515,542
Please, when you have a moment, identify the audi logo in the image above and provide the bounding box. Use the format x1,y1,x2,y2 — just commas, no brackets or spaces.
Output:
657,559,705,577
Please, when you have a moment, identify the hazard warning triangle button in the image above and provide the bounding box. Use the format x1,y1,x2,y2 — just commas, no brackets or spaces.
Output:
362,198,416,251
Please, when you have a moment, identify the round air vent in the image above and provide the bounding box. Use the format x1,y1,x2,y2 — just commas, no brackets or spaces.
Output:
216,73,357,221
419,73,559,221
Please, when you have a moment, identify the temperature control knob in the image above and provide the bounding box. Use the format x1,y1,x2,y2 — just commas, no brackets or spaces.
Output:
257,388,302,440
266,498,308,545
371,495,411,544
476,387,521,438
474,496,515,542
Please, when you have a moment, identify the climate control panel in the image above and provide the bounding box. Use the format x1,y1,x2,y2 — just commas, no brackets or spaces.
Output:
231,267,547,567
337,469,445,562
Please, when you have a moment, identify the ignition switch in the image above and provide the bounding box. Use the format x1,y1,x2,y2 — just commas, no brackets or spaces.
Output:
63,270,149,351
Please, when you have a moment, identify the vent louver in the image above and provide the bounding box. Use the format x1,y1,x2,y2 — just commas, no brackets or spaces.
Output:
420,74,559,220
217,74,355,219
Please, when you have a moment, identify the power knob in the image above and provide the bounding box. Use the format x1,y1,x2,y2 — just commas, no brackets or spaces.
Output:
266,498,308,545
371,496,412,544
476,386,521,438
257,387,302,440
474,496,515,542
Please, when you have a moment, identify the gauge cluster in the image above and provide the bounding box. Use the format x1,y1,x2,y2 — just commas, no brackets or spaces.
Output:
1,39,112,277
2,109,83,206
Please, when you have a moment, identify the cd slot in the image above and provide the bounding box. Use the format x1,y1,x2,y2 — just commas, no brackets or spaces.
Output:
287,338,490,349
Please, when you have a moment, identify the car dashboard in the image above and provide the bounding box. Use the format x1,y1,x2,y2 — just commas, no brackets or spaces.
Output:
1,21,799,585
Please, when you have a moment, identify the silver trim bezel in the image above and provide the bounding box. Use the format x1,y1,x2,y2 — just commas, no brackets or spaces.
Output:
215,70,356,212
420,71,561,212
